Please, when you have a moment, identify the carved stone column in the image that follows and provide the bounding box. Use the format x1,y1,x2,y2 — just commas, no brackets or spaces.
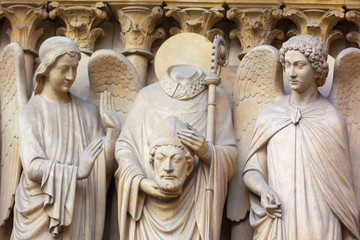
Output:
114,6,165,85
227,8,284,59
0,4,48,96
48,1,107,54
164,6,225,40
283,7,344,49
346,10,360,47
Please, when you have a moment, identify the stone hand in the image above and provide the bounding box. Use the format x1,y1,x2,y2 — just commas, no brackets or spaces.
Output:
100,90,121,130
261,187,282,218
77,138,103,180
177,124,210,161
139,178,179,199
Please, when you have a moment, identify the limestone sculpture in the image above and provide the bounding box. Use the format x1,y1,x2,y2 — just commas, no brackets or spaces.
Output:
115,32,237,240
229,35,360,239
5,36,123,239
148,116,195,195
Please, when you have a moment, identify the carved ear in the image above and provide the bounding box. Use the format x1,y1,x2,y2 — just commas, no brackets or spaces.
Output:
186,157,194,177
149,148,156,169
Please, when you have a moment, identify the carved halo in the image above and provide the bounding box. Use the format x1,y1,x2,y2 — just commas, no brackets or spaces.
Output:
154,32,212,79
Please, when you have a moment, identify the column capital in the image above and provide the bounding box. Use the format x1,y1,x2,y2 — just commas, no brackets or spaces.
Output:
165,6,225,41
115,6,165,60
346,10,360,47
49,1,108,54
0,4,48,54
227,8,284,59
283,7,344,48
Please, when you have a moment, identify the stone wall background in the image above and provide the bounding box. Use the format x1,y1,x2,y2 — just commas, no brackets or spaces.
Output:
0,0,359,239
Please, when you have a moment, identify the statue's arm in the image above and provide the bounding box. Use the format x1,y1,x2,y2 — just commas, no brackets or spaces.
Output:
243,147,269,196
243,147,282,218
104,128,121,172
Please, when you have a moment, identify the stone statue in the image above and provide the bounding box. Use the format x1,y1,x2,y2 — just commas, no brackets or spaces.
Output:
8,36,122,239
148,116,194,195
229,34,360,239
115,33,237,240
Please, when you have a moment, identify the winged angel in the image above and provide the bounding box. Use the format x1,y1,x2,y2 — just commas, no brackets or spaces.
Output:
227,34,360,239
0,36,141,239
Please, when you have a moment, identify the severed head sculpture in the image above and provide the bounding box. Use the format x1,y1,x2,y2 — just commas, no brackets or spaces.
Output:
148,116,194,194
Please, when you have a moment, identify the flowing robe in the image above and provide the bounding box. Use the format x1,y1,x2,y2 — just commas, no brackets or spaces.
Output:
12,94,107,240
115,82,237,240
244,95,360,240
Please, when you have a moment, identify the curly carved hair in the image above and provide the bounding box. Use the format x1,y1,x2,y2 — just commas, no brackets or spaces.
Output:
279,35,329,87
149,143,194,173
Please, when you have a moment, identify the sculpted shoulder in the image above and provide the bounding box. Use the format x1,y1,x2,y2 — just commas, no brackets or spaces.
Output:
20,95,43,121
258,95,289,120
134,82,162,102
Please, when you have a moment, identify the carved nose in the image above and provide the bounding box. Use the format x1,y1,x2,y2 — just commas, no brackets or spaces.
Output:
66,69,74,80
289,67,296,78
163,158,174,173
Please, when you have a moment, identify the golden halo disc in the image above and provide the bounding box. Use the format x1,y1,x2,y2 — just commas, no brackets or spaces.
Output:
154,33,212,79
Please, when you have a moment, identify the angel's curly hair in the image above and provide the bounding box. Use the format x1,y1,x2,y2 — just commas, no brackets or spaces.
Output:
279,35,329,87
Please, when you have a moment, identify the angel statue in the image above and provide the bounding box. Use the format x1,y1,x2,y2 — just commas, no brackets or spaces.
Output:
227,34,360,239
115,32,237,240
0,36,124,239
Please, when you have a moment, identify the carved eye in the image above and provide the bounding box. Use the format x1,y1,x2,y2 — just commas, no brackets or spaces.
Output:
156,156,165,161
173,157,183,163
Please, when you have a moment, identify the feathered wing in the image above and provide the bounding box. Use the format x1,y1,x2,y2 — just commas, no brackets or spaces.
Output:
329,47,360,217
226,45,284,222
0,43,28,226
88,50,142,125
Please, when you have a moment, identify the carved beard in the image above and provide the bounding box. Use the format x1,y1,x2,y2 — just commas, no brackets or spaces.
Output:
154,175,186,194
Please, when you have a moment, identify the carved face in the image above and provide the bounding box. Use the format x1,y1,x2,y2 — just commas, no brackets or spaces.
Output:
284,50,318,93
152,145,193,193
46,54,79,95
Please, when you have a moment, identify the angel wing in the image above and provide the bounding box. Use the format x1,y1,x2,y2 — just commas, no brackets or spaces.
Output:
329,47,360,216
226,45,284,222
0,42,28,226
88,49,142,125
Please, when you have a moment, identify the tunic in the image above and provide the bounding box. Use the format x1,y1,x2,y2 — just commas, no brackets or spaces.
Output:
244,95,360,240
12,94,107,240
115,82,237,240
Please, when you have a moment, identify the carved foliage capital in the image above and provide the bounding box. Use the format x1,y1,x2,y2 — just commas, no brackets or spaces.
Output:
116,6,165,55
227,8,283,55
283,7,344,48
49,2,107,53
0,5,48,50
346,10,360,47
164,6,225,41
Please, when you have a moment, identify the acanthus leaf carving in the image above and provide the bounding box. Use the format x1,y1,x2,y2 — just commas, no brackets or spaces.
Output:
283,7,344,49
117,6,165,58
346,10,360,47
164,6,225,41
0,4,48,52
227,8,284,59
49,1,108,53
